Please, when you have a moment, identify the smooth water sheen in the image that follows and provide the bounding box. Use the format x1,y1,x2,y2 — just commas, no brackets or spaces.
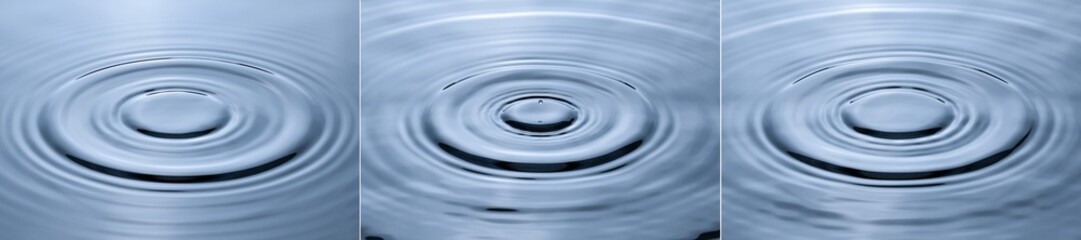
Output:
0,1,358,239
362,1,719,239
724,0,1081,239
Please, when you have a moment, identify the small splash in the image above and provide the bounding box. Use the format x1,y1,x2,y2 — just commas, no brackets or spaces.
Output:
499,97,578,133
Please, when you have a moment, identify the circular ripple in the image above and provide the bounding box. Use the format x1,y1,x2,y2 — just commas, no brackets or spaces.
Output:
44,57,314,182
766,58,1032,185
426,64,654,178
499,97,578,133
724,1,1081,239
0,17,357,239
362,1,719,239
843,90,952,136
123,90,229,138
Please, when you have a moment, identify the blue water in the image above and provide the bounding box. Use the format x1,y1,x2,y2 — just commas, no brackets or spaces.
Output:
0,1,358,239
361,0,719,239
724,0,1081,239
16,1,1065,239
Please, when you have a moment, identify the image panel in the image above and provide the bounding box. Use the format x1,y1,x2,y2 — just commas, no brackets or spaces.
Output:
0,1,359,239
723,0,1081,239
361,1,719,239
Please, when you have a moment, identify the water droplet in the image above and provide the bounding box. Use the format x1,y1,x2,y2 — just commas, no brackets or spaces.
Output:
122,90,228,138
500,97,577,133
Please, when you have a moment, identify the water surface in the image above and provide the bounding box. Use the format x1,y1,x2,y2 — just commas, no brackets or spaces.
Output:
724,0,1081,239
362,1,719,239
0,1,358,239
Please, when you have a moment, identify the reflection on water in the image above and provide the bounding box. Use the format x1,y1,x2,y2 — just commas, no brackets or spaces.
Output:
724,0,1081,239
361,0,719,239
0,1,358,239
